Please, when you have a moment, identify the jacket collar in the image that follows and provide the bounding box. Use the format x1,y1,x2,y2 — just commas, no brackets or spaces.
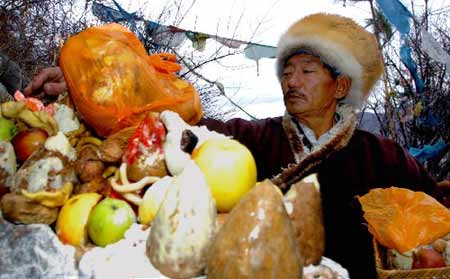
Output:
273,104,357,190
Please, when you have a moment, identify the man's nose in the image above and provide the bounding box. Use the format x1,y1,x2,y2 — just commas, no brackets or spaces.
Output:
286,71,304,88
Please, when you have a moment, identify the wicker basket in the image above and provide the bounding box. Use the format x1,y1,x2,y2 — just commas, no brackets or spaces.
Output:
373,238,450,279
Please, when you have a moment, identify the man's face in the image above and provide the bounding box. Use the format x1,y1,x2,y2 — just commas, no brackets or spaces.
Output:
281,54,340,117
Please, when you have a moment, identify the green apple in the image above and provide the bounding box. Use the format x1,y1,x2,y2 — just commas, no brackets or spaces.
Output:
87,198,136,247
0,117,17,141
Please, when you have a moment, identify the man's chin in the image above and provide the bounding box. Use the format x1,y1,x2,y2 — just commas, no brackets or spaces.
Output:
286,104,308,115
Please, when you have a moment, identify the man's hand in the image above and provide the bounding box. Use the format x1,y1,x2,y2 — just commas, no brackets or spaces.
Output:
23,67,67,97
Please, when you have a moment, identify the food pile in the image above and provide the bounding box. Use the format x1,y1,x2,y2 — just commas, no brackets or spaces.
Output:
0,92,345,278
359,187,450,272
384,237,450,270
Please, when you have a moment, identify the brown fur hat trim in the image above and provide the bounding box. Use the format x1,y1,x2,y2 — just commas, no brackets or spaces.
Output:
276,13,384,109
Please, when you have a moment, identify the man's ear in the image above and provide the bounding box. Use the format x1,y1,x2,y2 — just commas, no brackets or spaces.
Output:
335,76,352,99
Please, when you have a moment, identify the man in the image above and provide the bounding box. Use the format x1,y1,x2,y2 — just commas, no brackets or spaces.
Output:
197,14,448,277
24,13,448,278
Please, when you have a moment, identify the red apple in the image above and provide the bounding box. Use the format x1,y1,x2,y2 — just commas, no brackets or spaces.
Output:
412,248,447,269
11,128,48,161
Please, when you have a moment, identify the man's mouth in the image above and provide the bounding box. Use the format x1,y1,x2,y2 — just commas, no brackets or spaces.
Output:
285,90,306,101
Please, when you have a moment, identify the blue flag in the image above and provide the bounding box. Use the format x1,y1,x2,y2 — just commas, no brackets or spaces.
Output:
92,1,141,32
376,0,413,35
376,0,425,93
409,138,448,163
92,2,127,22
400,43,425,93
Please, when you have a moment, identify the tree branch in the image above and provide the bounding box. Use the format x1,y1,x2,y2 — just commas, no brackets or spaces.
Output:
172,47,257,120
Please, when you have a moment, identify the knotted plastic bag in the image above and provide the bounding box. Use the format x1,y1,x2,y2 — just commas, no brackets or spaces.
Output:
60,23,202,137
358,187,450,253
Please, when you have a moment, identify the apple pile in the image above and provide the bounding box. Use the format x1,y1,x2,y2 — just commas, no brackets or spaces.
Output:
0,94,261,255
50,111,258,251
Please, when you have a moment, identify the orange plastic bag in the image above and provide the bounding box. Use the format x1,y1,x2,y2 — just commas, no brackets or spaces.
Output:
358,187,450,253
59,23,202,137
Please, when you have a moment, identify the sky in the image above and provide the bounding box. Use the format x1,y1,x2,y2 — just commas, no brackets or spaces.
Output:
116,0,448,120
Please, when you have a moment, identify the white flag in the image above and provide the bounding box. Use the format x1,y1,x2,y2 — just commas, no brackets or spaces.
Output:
420,27,450,78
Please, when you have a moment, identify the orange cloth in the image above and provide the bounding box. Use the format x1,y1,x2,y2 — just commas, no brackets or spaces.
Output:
358,187,450,253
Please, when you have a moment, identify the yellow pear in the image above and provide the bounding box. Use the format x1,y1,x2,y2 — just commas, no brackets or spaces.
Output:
56,192,102,247
192,138,257,212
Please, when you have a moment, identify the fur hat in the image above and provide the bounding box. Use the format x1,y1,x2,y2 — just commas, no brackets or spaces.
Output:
276,13,384,109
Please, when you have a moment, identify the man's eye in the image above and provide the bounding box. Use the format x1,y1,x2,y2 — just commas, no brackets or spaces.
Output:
303,70,314,74
282,71,292,77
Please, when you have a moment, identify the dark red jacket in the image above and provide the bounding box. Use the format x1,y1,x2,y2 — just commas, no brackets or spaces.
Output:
200,116,448,278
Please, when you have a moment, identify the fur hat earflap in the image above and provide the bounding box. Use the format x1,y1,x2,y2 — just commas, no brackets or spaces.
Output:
276,13,384,109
